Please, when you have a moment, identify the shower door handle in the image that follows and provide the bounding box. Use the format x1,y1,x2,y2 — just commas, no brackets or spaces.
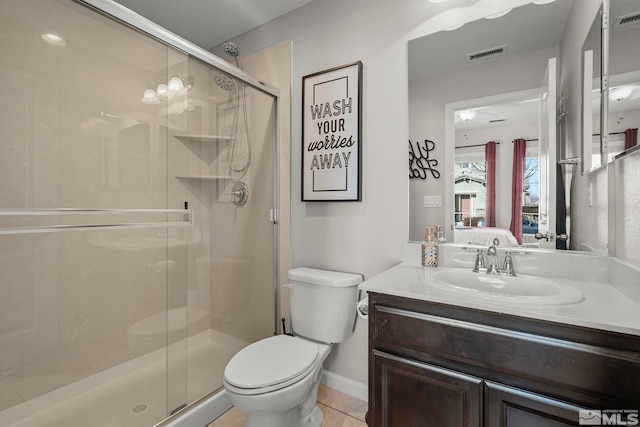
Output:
0,208,192,235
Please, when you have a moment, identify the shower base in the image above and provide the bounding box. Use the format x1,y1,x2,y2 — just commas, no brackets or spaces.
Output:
0,330,246,427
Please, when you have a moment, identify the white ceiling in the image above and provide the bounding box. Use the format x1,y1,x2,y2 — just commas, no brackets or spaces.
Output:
112,0,314,50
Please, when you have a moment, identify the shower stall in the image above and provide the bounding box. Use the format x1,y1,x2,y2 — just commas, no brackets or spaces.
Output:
0,0,280,426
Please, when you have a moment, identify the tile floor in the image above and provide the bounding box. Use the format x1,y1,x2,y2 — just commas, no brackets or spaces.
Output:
209,384,368,427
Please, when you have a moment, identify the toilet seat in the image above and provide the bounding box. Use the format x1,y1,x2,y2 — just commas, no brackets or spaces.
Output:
224,335,320,395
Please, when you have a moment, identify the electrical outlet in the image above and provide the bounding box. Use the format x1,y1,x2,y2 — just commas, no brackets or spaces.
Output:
588,182,593,207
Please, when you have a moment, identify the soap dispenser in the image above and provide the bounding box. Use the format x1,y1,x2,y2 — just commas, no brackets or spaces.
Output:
435,225,447,244
421,226,438,270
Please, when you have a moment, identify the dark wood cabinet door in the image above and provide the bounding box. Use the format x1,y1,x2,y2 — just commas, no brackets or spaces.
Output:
371,350,483,427
485,381,586,427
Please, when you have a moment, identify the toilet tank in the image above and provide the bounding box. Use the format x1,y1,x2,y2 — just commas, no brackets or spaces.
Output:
287,267,363,344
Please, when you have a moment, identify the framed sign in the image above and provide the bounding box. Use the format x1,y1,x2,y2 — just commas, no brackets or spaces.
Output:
302,61,362,201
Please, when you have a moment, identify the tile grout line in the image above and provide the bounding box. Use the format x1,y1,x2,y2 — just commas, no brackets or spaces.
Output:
318,402,366,424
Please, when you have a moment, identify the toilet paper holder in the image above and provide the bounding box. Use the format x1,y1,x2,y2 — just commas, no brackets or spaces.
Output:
356,297,368,320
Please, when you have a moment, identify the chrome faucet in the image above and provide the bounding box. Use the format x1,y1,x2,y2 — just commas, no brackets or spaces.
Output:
463,239,529,276
472,250,485,273
501,250,530,276
503,252,516,276
486,238,501,275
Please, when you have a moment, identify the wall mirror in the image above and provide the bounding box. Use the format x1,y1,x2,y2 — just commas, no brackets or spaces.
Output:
607,0,640,161
408,0,575,250
581,4,604,173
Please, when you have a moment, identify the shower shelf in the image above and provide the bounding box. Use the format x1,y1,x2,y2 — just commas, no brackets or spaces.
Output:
176,175,232,180
175,135,232,143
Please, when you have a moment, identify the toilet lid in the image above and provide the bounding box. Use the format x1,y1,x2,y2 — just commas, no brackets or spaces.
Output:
224,335,319,390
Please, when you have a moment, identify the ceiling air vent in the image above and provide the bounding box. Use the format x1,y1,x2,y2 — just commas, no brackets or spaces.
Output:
465,45,507,63
615,11,640,28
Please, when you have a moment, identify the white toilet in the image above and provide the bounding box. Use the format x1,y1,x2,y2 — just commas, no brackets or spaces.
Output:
223,267,363,427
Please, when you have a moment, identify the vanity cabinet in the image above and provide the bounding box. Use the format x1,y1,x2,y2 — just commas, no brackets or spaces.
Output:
484,381,584,427
372,350,482,426
367,292,640,427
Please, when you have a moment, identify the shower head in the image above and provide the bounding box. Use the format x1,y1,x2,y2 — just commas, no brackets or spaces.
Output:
222,41,243,69
214,74,235,91
222,42,240,58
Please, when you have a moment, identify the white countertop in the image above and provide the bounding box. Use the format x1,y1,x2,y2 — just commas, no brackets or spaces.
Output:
360,262,640,337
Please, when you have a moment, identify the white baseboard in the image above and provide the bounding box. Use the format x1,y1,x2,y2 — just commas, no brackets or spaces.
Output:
321,370,368,402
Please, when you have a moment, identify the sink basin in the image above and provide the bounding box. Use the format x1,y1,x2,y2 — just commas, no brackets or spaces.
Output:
425,270,584,305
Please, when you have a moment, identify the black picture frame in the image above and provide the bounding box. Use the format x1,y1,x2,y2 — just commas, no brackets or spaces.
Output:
302,61,362,201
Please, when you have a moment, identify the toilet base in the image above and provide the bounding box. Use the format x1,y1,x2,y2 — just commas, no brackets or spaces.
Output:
245,405,323,427
303,406,324,427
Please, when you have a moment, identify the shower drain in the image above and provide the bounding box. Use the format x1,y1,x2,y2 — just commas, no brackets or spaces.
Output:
129,401,152,416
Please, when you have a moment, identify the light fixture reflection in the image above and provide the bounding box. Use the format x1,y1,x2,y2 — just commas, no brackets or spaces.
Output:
156,83,169,99
141,88,160,105
168,76,185,93
609,86,634,102
458,110,477,121
41,33,66,46
533,0,556,4
141,76,193,105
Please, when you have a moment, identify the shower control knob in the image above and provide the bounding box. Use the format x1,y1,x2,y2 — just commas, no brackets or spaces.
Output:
229,181,249,205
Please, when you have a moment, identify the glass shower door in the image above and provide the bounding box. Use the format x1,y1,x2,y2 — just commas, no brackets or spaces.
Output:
0,0,190,425
0,0,278,425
